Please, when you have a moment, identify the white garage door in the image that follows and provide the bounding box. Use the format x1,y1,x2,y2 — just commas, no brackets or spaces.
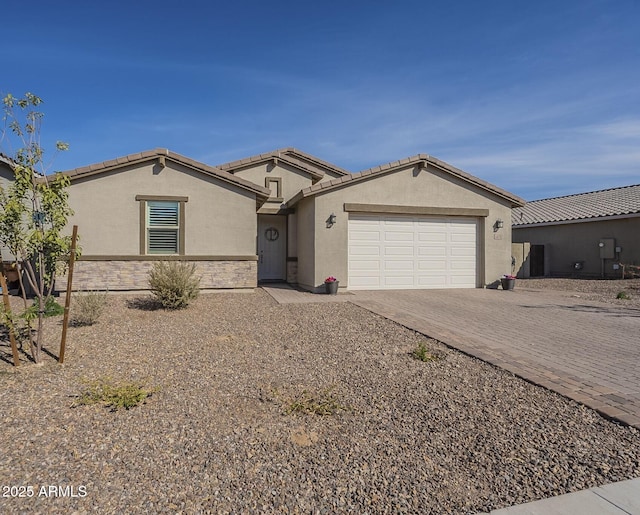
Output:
348,214,477,289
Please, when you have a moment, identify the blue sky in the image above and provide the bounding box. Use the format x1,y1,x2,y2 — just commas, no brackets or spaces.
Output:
1,0,639,200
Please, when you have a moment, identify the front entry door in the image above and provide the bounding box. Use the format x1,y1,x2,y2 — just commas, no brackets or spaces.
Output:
258,215,286,281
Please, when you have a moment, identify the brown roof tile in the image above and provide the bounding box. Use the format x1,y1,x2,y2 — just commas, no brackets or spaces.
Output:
512,184,640,226
61,148,271,199
287,153,524,207
217,147,349,180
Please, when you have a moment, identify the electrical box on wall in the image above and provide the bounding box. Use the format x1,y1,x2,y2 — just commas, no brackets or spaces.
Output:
599,239,615,259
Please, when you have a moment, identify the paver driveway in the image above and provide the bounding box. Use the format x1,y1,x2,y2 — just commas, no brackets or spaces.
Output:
350,288,640,429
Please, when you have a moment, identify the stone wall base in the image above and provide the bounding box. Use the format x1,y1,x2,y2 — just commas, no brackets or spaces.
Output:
58,260,257,291
286,260,298,284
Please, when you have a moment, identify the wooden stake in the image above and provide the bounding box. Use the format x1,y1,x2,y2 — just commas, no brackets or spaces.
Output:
0,272,20,367
59,225,78,364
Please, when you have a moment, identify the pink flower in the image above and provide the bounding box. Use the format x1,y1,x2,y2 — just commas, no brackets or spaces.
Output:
325,276,337,283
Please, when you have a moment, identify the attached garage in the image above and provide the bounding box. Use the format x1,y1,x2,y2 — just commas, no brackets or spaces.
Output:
348,214,477,289
287,153,525,293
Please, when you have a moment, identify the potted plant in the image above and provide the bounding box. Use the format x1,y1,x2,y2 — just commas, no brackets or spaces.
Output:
324,276,339,295
501,274,516,290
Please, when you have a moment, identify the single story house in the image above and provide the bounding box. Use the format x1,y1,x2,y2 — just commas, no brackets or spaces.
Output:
512,184,640,278
56,148,524,292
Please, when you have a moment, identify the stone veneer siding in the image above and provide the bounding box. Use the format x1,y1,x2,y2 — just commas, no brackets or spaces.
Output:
286,261,298,284
58,260,257,291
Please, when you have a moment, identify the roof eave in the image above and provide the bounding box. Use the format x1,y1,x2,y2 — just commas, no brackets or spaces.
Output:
62,148,271,199
288,154,525,207
513,211,640,228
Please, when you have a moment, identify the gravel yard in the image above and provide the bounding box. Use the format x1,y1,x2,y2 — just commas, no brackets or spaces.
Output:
1,285,639,514
518,277,640,307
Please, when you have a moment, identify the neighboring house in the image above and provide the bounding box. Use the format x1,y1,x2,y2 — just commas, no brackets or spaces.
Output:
512,184,640,278
0,154,16,262
59,148,524,292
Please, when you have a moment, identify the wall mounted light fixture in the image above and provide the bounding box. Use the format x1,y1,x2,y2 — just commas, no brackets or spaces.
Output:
326,213,337,228
496,219,504,229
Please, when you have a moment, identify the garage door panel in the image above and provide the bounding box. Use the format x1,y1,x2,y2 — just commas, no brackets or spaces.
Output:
350,230,382,241
450,247,476,257
384,259,414,271
384,276,416,287
384,232,414,242
349,276,381,287
417,246,447,257
417,259,448,271
417,232,447,243
349,215,477,290
350,259,380,271
349,245,380,256
384,246,414,256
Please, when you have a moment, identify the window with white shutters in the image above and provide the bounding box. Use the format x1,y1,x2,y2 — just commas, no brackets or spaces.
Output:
147,201,179,254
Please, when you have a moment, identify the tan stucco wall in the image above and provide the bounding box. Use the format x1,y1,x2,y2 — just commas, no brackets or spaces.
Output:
231,162,314,204
295,198,316,289
511,242,531,278
513,217,640,277
0,163,15,261
297,164,514,290
66,160,257,256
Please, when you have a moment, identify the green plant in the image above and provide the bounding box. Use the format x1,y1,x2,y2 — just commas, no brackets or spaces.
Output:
148,261,200,309
616,291,631,300
71,290,107,326
0,92,73,362
411,341,439,362
277,386,348,416
74,377,158,411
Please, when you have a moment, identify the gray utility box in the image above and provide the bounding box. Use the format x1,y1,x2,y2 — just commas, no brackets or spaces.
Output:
599,239,615,259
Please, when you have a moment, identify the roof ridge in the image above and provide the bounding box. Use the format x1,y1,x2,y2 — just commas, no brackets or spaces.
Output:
525,183,640,203
512,183,640,226
61,148,271,199
288,153,524,207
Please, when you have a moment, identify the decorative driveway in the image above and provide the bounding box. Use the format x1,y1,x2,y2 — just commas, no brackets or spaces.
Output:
350,288,640,429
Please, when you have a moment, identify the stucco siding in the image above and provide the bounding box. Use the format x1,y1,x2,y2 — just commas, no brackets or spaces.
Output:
0,163,16,261
513,217,640,277
299,164,513,290
295,198,316,290
230,162,315,204
66,161,257,257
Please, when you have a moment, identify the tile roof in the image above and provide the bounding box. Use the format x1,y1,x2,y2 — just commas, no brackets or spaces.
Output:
217,147,350,180
512,184,640,226
286,154,525,207
60,148,271,199
0,153,13,168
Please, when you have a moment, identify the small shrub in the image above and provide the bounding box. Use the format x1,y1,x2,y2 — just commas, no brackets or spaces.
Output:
616,291,631,300
28,296,65,318
71,290,108,326
74,377,158,411
277,386,348,416
411,341,440,362
148,261,200,309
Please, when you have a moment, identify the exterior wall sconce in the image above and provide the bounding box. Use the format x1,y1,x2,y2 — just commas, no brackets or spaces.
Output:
326,213,337,228
496,219,504,229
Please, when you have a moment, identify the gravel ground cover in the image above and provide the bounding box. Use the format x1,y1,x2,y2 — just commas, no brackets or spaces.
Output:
518,277,640,308
1,286,639,514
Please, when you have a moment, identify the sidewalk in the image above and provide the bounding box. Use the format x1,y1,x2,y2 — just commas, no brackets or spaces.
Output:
488,477,640,514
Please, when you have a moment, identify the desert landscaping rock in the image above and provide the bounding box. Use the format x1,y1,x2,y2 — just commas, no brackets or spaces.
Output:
1,284,639,513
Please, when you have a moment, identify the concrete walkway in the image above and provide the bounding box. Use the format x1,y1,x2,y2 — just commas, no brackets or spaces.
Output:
488,477,640,514
262,284,640,514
